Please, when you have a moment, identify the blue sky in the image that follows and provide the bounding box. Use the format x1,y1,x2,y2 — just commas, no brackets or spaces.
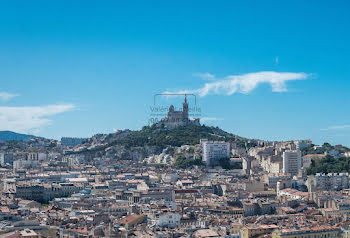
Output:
0,0,350,146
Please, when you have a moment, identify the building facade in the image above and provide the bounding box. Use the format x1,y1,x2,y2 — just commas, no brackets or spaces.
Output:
272,226,340,238
0,153,14,166
201,140,230,167
158,95,200,129
16,183,82,203
309,173,350,191
282,150,302,176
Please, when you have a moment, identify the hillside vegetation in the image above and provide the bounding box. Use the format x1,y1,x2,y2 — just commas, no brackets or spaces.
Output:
307,155,350,175
112,124,244,148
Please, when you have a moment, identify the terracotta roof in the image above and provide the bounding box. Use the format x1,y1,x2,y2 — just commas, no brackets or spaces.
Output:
119,214,145,225
1,206,10,213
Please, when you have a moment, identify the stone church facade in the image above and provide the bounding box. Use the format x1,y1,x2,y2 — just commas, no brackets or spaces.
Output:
158,95,200,129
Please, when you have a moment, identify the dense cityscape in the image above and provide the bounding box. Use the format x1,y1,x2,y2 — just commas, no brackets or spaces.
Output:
0,97,349,238
1,1,349,237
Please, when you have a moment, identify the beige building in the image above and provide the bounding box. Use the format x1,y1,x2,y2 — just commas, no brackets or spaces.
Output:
243,180,264,192
118,214,146,230
271,226,340,238
240,224,278,238
20,229,38,238
343,227,350,238
193,229,219,238
282,150,301,176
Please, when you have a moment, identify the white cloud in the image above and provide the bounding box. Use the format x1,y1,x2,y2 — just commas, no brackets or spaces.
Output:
193,72,216,80
161,90,196,97
320,125,350,131
0,92,19,101
200,117,224,123
165,71,308,97
0,104,75,134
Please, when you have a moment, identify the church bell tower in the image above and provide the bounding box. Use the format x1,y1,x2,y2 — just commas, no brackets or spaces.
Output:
182,94,189,120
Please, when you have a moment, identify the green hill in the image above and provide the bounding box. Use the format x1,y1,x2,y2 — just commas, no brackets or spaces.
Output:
112,124,246,148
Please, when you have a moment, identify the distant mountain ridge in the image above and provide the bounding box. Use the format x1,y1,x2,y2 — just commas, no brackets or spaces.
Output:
0,131,37,141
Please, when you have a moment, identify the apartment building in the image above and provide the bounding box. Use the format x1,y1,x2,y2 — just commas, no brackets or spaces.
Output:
282,150,302,176
201,139,230,167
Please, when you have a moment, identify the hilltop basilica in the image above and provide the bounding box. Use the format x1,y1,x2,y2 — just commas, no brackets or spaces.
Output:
158,95,200,129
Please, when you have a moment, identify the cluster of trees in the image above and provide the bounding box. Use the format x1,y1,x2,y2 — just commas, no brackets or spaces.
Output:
218,157,242,170
302,142,350,156
114,124,239,148
307,155,350,175
174,155,203,169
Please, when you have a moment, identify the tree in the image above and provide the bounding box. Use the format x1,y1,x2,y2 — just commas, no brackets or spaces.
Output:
307,155,350,175
174,154,203,169
218,158,242,170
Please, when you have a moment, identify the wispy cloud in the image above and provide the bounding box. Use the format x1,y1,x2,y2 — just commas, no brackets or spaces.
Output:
200,117,224,123
275,57,279,65
165,71,309,97
0,92,19,101
320,125,350,131
0,104,75,134
193,72,216,81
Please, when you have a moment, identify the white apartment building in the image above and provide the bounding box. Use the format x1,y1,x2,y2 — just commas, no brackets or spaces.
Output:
13,160,39,171
315,173,349,191
201,140,230,167
27,152,47,161
0,153,14,166
150,212,181,228
282,150,302,176
294,140,312,150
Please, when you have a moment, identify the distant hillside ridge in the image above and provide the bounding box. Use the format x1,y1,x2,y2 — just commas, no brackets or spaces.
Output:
0,131,37,141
